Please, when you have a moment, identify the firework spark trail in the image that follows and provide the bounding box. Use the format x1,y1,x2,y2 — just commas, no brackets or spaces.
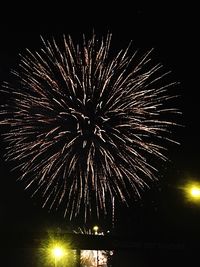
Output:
0,33,180,221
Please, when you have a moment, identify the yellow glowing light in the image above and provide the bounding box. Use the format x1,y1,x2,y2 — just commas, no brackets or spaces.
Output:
52,246,64,259
190,187,200,198
40,236,75,266
182,181,200,203
93,225,99,235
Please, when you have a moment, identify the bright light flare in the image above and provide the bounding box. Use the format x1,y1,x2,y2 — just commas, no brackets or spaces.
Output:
191,187,200,198
52,246,65,259
38,234,77,266
45,239,73,266
182,181,200,203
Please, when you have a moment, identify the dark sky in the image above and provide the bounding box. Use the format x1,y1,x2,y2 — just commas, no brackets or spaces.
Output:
0,3,199,266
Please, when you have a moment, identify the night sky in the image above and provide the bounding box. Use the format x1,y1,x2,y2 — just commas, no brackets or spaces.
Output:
0,3,199,266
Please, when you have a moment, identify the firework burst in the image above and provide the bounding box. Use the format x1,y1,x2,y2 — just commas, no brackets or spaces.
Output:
0,32,180,220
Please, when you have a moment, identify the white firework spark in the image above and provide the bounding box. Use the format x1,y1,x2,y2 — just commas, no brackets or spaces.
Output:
0,32,180,220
